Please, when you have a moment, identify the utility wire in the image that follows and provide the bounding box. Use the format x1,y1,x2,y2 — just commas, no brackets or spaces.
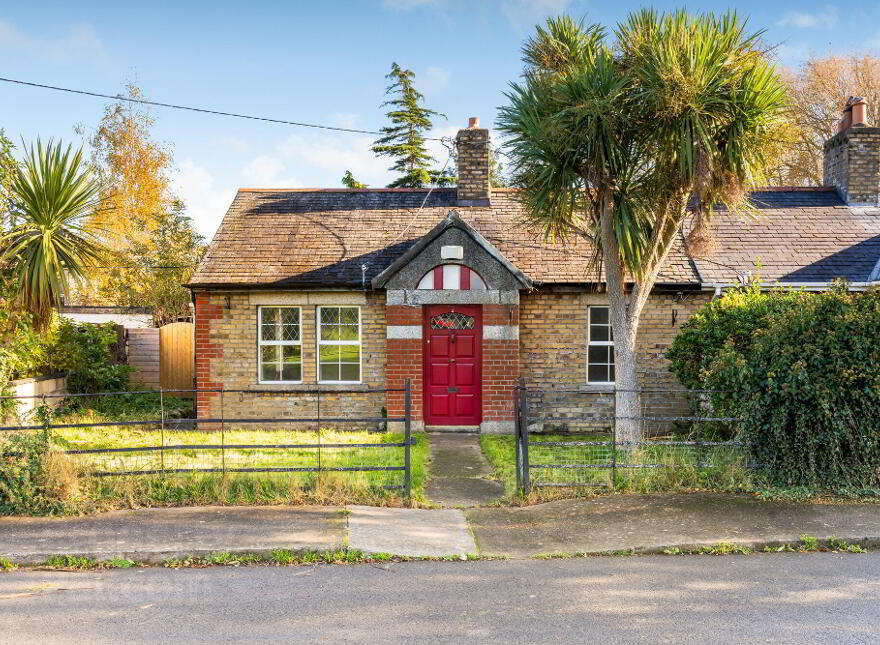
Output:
0,76,448,140
390,138,456,244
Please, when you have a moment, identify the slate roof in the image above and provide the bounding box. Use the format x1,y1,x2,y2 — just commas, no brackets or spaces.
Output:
189,187,880,289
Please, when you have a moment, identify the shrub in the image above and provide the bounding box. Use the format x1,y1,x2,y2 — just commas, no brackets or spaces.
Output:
0,430,80,515
46,319,131,393
668,283,880,489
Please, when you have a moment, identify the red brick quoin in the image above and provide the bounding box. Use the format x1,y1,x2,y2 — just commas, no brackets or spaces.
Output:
194,292,224,420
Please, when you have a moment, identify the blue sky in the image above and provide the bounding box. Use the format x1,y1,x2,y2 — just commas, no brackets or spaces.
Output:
1,1,875,238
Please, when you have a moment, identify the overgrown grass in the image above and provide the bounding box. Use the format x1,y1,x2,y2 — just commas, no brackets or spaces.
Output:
480,434,753,502
2,401,430,514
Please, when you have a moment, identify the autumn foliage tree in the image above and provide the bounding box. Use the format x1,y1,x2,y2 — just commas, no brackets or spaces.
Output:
772,54,880,186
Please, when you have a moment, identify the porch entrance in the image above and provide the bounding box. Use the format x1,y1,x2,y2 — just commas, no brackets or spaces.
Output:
423,305,482,426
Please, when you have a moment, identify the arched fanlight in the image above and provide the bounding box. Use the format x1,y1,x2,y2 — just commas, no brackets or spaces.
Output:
417,264,487,290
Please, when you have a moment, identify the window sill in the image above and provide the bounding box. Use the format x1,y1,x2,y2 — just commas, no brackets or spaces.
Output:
584,383,616,392
248,383,370,392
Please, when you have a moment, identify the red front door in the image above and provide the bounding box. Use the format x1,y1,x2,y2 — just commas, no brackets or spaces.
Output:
423,305,482,426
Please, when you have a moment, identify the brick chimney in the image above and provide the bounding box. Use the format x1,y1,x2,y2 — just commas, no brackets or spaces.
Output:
456,117,491,206
824,97,880,206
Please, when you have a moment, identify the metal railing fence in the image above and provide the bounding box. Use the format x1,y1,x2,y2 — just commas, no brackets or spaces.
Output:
0,380,414,497
514,382,746,495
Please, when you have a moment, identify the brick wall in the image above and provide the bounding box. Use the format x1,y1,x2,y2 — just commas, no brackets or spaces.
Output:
520,289,712,431
823,126,880,205
385,305,423,426
193,290,387,429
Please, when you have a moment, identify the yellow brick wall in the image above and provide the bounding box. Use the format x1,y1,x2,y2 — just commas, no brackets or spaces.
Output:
519,288,713,431
194,290,388,428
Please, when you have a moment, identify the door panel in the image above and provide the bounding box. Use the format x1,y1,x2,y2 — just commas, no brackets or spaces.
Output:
423,305,482,426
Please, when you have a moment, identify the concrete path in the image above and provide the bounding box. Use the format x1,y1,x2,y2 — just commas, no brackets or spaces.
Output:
467,492,880,557
0,506,345,564
425,433,503,507
347,505,475,557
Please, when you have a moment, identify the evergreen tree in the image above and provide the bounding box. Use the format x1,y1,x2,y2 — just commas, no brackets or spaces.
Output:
341,170,367,189
372,63,444,188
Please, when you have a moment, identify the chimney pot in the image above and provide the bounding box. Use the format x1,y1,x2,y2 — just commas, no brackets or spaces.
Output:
851,98,869,127
468,117,480,129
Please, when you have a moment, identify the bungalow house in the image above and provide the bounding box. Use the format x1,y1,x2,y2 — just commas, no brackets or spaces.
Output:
188,104,880,433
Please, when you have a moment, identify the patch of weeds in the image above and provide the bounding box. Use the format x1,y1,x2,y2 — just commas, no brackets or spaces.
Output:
44,555,95,569
206,552,264,566
762,544,797,553
271,549,294,565
700,542,753,555
662,547,683,555
799,534,819,552
105,558,136,569
371,552,393,562
0,557,18,571
163,556,195,568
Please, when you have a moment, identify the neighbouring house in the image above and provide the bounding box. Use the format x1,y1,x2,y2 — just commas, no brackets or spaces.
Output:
188,104,880,433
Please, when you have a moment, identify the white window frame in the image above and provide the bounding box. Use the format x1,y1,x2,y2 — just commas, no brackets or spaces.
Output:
258,306,303,384
587,305,615,385
316,305,363,384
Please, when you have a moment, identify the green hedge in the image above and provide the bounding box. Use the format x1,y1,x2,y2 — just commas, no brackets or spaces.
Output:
668,283,880,489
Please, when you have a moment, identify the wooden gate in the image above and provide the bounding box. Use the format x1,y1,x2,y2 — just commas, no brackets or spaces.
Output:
159,321,194,397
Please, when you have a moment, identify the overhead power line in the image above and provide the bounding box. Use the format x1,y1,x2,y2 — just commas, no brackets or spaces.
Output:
0,76,446,141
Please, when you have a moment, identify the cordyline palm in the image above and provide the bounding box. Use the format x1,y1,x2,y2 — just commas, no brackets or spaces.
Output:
498,11,787,442
2,139,104,331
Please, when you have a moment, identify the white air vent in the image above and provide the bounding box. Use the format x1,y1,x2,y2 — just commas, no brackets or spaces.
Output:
441,245,464,260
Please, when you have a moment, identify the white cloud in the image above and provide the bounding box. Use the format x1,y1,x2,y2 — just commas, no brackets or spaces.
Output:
501,0,571,28
241,155,301,188
0,20,105,62
174,159,236,239
777,5,839,29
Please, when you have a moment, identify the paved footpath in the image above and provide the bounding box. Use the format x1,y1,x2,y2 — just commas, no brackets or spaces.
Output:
1,493,880,563
424,433,503,507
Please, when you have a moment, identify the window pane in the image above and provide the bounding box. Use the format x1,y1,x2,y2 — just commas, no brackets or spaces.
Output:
588,345,609,364
340,364,360,382
417,272,434,289
261,324,277,341
339,345,361,363
588,364,609,383
281,309,299,325
262,363,279,382
261,308,278,325
339,324,358,341
320,363,340,382
282,363,301,382
470,271,487,290
590,325,609,342
321,324,340,341
442,264,461,290
340,308,359,325
609,364,615,381
590,307,609,324
320,308,340,325
281,323,300,341
282,345,301,363
319,345,340,362
261,346,278,363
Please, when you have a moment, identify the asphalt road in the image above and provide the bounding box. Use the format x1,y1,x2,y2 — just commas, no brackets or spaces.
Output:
2,553,879,644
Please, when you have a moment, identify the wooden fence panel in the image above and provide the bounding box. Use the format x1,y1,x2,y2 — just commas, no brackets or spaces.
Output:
127,328,160,389
160,322,194,397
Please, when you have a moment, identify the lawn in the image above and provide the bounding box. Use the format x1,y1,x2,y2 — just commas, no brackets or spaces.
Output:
480,434,752,500
32,395,431,510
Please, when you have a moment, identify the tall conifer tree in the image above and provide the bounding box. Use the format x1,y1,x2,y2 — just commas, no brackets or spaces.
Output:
372,63,444,188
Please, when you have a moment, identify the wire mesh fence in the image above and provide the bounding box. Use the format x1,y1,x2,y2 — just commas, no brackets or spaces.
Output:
0,381,414,496
514,383,748,494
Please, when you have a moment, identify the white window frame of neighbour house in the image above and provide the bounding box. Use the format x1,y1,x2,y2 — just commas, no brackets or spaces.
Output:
258,306,303,384
317,306,362,384
587,305,615,384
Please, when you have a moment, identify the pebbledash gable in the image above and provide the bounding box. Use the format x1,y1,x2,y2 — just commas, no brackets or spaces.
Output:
189,110,880,433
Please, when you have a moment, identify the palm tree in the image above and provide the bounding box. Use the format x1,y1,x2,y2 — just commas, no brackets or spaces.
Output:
2,139,104,331
498,11,787,443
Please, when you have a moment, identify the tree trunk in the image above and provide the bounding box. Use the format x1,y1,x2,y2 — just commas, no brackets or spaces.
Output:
613,318,641,446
